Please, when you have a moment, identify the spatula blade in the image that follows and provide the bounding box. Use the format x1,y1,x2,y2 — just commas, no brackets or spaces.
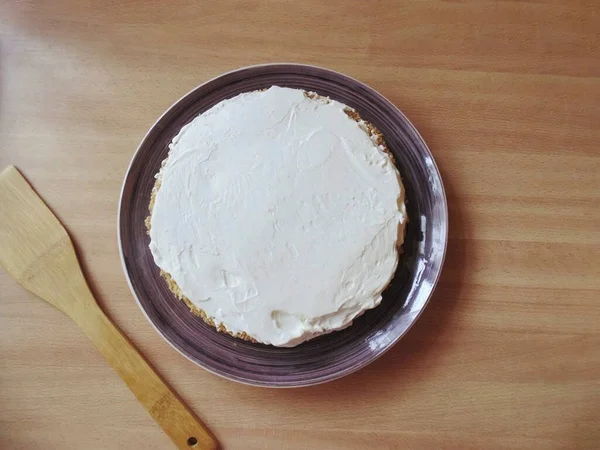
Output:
0,165,86,313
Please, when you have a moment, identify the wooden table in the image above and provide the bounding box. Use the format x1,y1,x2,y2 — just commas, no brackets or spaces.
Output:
1,1,599,449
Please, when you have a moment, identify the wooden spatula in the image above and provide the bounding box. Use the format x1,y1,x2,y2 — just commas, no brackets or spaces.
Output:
0,166,218,450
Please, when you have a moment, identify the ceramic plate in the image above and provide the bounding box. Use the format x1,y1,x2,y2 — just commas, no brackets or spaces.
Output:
118,64,447,387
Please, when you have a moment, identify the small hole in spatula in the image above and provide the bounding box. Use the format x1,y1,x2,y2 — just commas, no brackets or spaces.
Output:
187,436,198,447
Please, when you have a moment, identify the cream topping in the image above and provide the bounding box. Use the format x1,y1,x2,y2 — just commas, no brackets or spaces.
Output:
149,86,406,347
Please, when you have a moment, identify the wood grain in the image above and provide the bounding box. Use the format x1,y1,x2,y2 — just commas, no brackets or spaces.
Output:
0,166,217,450
0,0,599,449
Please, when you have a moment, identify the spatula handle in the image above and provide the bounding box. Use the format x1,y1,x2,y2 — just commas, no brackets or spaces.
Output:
72,301,218,450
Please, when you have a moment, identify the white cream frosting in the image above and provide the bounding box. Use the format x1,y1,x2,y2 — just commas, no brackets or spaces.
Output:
149,86,406,347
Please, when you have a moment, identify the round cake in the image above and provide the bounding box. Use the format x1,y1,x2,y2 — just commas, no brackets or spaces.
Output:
147,86,407,347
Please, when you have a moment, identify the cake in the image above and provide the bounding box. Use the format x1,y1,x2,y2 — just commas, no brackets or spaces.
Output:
147,86,407,347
